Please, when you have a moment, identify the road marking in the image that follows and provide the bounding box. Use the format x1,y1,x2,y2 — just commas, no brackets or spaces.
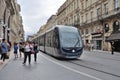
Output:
40,54,102,80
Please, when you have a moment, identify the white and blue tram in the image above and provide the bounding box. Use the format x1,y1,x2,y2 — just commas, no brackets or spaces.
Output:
33,25,83,59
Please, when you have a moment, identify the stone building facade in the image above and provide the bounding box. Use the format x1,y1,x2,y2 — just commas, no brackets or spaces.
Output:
57,0,120,51
45,15,57,30
0,0,24,45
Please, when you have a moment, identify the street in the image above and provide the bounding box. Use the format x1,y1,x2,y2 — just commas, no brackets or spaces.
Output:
0,50,120,80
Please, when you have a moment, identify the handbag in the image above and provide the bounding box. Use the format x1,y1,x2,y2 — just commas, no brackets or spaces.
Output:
31,50,35,54
5,54,9,59
35,50,38,53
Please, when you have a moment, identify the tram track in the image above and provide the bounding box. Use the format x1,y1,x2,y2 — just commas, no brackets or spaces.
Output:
67,59,120,78
40,51,120,78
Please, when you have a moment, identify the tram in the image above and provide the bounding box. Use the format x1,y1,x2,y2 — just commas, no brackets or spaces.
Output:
33,25,83,59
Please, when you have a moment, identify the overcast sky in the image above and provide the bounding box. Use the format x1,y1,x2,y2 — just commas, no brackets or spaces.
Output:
17,0,66,38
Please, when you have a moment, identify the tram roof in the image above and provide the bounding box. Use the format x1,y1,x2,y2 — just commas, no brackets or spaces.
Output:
45,25,77,33
34,25,77,39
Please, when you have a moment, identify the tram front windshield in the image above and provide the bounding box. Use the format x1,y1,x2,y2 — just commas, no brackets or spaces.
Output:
59,27,82,48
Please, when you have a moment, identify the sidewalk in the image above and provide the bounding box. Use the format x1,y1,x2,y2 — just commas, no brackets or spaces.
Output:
0,50,13,71
92,50,120,55
0,59,10,71
84,49,120,57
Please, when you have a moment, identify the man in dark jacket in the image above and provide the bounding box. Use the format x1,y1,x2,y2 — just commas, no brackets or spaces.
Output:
111,41,115,55
1,39,8,62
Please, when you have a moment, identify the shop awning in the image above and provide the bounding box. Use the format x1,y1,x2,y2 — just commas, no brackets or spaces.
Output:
106,32,120,41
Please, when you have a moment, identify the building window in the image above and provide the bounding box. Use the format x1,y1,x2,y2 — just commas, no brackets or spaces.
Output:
113,21,119,32
90,0,92,5
86,13,88,22
104,3,108,15
97,8,101,16
114,0,119,10
91,28,94,33
82,2,84,10
85,28,89,34
86,0,88,9
91,11,93,22
77,14,80,23
74,1,75,9
82,16,83,24
97,8,101,20
104,24,109,32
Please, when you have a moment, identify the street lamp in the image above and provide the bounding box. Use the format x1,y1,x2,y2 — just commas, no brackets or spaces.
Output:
97,0,105,50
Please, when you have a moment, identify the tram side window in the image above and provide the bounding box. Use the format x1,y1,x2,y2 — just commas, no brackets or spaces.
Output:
40,36,44,46
46,34,48,47
50,30,53,47
37,37,40,44
46,32,51,47
53,29,59,48
50,30,54,47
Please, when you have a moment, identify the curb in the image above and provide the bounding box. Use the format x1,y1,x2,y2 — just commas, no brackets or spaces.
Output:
84,50,120,56
0,50,13,71
0,59,10,71
93,50,120,54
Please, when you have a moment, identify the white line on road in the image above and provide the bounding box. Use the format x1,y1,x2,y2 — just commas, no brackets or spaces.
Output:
40,54,102,80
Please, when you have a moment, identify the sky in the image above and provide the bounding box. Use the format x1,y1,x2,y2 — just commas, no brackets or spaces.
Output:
17,0,66,38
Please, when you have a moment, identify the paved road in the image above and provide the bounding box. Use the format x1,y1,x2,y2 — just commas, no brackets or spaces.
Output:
0,51,120,80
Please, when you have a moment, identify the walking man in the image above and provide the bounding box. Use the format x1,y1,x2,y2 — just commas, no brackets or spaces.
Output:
1,39,8,62
111,41,115,55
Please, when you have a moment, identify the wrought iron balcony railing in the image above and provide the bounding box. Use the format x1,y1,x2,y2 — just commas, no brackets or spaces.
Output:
79,7,120,27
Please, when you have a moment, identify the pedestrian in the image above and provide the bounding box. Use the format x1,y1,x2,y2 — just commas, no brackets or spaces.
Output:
0,39,8,62
23,41,31,65
87,43,91,51
111,41,115,55
14,42,18,59
19,42,24,58
91,43,94,51
33,43,38,62
7,41,11,57
0,43,2,55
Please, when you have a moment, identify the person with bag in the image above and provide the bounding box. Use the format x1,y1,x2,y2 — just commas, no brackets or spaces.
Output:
23,41,31,65
0,39,8,62
33,43,38,62
6,41,11,57
19,42,25,58
111,41,115,55
29,42,35,54
0,44,2,54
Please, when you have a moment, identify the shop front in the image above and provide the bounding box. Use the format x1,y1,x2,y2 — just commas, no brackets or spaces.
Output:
107,32,120,52
92,33,103,50
107,20,120,52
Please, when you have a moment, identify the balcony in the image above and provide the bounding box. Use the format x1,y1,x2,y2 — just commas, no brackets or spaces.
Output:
73,19,80,27
79,7,120,27
103,7,120,19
